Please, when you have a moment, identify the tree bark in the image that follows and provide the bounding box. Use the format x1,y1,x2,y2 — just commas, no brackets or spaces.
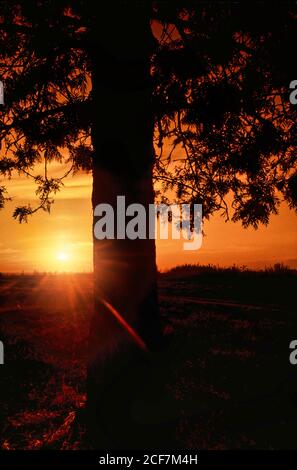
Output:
87,1,170,448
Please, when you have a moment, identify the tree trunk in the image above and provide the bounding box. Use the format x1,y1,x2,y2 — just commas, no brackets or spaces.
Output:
87,1,170,449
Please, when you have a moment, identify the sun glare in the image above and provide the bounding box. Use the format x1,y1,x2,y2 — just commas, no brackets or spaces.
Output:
57,251,69,262
33,241,93,272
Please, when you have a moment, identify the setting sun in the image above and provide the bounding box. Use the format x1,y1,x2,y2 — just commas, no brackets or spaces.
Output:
57,251,69,262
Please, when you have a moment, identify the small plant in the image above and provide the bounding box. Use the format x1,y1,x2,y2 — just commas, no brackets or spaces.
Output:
265,263,292,275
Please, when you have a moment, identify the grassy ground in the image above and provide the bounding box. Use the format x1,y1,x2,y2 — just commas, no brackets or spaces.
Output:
0,265,296,449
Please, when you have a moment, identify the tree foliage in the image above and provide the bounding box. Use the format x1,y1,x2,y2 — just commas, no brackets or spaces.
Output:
152,1,297,227
0,0,296,228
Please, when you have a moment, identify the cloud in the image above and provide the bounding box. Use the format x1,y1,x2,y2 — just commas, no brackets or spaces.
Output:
0,248,20,254
3,169,91,201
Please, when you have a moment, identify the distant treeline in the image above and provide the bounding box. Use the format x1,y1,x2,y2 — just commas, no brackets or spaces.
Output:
162,263,296,278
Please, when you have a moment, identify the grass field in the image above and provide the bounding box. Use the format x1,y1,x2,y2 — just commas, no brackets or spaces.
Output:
0,265,296,449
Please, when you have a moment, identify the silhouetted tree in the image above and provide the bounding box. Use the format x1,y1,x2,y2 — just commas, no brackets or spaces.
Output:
0,0,296,448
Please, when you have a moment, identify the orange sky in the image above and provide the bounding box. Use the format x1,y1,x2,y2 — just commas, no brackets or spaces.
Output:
0,162,296,273
0,22,295,273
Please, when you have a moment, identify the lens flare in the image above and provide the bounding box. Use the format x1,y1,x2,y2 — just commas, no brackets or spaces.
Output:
57,252,69,262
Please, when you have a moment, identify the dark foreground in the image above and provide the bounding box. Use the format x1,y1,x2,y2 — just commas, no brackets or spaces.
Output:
0,265,296,449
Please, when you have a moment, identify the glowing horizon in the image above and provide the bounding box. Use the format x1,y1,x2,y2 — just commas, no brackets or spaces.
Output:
0,164,296,273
